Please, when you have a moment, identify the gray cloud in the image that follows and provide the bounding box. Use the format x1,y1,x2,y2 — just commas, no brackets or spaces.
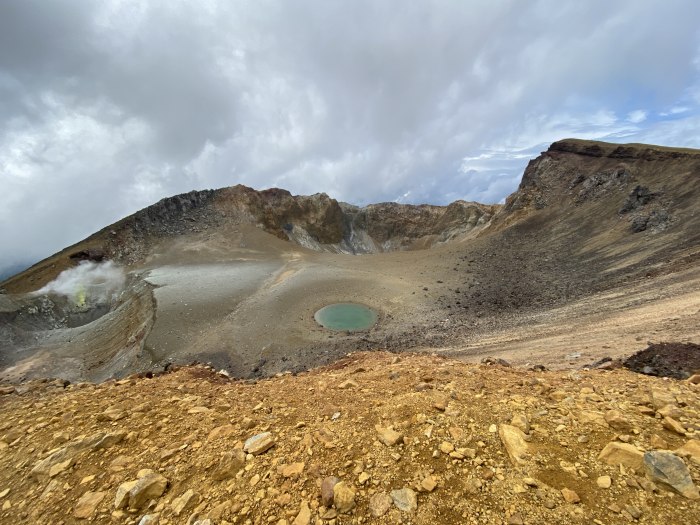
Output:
1,0,700,274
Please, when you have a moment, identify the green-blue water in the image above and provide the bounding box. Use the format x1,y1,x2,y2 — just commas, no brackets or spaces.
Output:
314,303,378,331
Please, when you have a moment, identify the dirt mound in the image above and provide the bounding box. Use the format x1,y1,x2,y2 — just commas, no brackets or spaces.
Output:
624,342,700,379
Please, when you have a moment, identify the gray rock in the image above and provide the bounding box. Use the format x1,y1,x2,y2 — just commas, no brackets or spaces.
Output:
390,488,417,512
643,451,699,499
243,432,275,455
31,431,126,480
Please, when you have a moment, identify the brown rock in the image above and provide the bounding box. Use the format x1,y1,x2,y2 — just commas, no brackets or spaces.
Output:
160,447,179,461
675,439,700,464
293,501,311,525
663,416,686,435
333,481,356,513
578,410,607,427
448,426,464,441
508,512,525,525
49,459,74,478
421,475,437,492
213,449,246,480
625,505,643,519
433,399,447,412
114,481,138,509
658,404,684,419
96,406,126,422
207,424,236,441
499,424,529,465
439,441,454,454
650,434,669,449
369,492,392,517
650,388,676,410
279,462,305,478
605,410,633,432
561,488,580,504
598,442,644,470
73,491,106,519
375,425,403,446
320,476,339,507
511,413,530,434
53,431,70,444
171,489,200,516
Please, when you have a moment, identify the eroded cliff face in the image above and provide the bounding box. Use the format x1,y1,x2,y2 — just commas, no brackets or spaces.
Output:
211,185,498,254
495,138,700,234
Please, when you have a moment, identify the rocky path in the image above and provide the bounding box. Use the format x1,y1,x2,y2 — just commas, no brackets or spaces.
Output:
1,352,699,524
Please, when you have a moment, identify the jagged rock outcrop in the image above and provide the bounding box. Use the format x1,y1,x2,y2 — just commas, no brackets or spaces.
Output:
117,185,498,255
495,138,700,230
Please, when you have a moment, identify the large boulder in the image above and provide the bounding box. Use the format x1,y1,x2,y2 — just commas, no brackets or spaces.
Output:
643,451,700,499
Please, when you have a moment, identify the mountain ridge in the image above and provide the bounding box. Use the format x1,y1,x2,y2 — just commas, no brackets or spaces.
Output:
1,138,698,385
3,137,699,295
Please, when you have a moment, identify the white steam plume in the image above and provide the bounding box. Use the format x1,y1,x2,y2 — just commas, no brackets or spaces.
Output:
36,261,126,305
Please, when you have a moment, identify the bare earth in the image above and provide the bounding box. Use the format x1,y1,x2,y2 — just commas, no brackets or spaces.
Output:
1,352,700,524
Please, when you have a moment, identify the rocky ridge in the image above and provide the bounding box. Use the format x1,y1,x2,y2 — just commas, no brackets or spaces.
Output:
1,352,700,524
1,187,496,295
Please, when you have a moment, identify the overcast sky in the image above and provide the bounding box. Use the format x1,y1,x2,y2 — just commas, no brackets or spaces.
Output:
1,1,700,277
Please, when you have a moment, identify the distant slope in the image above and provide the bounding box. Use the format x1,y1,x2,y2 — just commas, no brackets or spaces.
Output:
0,263,31,283
432,138,700,323
1,185,497,293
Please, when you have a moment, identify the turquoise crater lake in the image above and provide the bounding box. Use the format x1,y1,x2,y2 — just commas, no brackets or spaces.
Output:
314,303,378,331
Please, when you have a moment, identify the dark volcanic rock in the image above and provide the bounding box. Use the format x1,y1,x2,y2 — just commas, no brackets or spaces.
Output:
623,342,700,379
620,186,655,214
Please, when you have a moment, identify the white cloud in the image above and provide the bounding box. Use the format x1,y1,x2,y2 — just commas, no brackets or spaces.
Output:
660,106,690,116
627,110,648,123
1,0,700,274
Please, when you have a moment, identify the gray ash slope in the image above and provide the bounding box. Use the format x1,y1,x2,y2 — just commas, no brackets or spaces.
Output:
1,138,700,382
